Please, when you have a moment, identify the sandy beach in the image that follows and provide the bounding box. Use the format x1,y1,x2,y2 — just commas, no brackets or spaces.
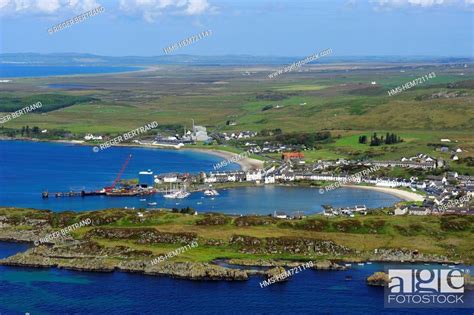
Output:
187,148,264,171
343,185,424,202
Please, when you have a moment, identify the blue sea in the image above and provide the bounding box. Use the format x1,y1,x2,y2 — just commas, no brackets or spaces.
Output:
1,140,472,314
0,64,142,78
0,140,400,214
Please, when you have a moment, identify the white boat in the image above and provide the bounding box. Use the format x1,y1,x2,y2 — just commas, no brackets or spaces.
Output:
357,263,364,266
345,264,351,267
204,189,219,196
366,262,372,265
140,199,146,202
148,202,157,206
164,190,190,199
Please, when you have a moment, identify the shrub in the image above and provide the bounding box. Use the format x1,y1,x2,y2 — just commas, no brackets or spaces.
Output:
332,219,362,232
364,219,386,234
297,218,329,231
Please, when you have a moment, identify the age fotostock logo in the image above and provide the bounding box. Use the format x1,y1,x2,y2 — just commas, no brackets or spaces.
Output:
385,268,472,308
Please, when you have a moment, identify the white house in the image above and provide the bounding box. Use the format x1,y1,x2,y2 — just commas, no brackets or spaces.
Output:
264,175,275,184
354,205,367,212
273,211,288,219
84,134,103,141
163,174,178,183
204,176,217,183
246,170,263,182
394,207,408,215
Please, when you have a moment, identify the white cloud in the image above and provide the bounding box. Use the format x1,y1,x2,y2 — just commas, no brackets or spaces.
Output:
184,0,209,15
370,0,473,8
0,0,100,15
119,0,214,21
36,0,61,13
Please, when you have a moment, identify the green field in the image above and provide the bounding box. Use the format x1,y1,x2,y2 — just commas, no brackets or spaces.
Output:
0,63,473,172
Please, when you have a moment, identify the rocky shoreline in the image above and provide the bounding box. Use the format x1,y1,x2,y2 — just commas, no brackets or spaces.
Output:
0,241,250,281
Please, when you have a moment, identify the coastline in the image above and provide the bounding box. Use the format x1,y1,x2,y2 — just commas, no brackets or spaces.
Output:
0,138,264,171
186,148,264,171
343,184,424,202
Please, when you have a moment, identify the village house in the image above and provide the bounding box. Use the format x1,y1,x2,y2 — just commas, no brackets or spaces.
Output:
84,134,103,141
408,206,431,216
394,207,408,215
273,211,288,219
246,170,263,182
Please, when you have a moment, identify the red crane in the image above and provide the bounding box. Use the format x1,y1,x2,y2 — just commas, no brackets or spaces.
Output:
104,154,132,192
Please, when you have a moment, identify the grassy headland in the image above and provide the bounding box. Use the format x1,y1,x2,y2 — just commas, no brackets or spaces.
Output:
0,207,472,264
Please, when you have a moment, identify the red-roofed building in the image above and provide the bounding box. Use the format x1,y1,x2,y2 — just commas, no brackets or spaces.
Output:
282,152,304,161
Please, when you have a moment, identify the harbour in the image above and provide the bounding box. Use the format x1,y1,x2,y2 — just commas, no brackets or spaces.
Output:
1,141,401,213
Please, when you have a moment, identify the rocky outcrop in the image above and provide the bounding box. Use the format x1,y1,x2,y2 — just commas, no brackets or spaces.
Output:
202,238,226,246
0,242,248,281
195,215,230,226
366,272,389,286
226,259,304,268
233,216,277,227
85,227,197,245
229,235,350,256
371,248,449,263
0,228,40,243
312,260,348,270
265,266,288,283
143,262,248,280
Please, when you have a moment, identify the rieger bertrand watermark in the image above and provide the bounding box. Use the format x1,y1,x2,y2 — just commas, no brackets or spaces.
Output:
385,267,472,308
319,165,380,194
163,30,212,54
438,194,472,212
149,241,198,266
387,72,436,96
260,261,314,288
0,102,42,124
268,48,332,79
48,6,105,34
93,121,158,152
34,218,91,246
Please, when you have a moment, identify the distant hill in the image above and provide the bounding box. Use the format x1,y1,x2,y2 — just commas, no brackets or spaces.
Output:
0,53,472,66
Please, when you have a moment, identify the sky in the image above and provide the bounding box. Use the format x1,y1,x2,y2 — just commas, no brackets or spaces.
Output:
0,0,473,57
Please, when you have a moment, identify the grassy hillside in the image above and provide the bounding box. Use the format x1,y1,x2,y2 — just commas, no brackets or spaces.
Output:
0,63,472,168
